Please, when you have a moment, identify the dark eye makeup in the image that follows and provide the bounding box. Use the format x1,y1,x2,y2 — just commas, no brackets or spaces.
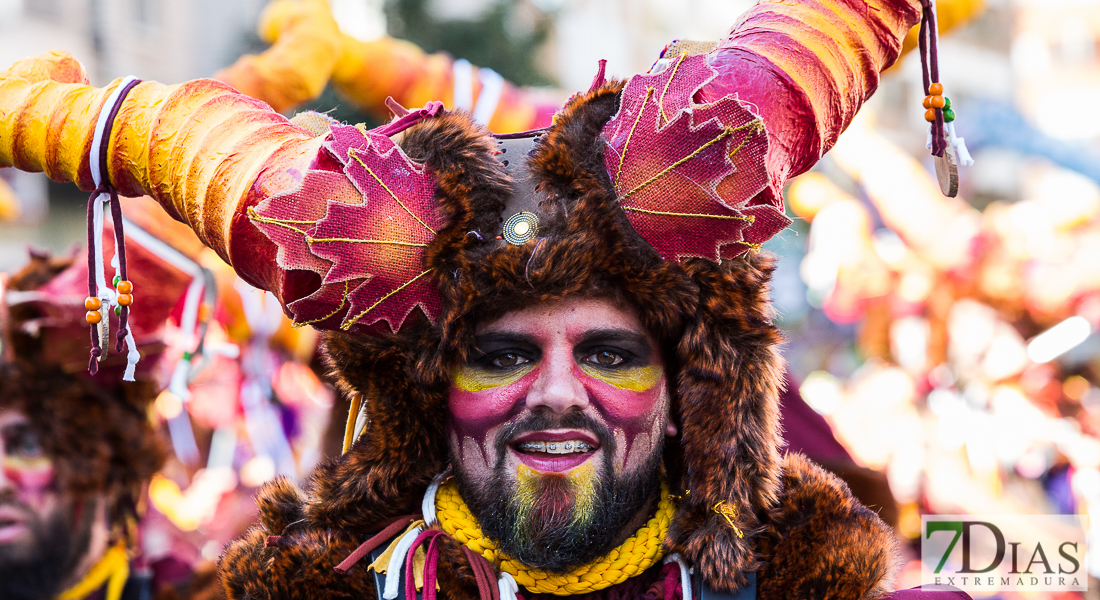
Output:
2,424,45,459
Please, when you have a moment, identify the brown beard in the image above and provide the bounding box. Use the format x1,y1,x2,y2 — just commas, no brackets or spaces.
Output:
0,495,95,600
452,411,663,573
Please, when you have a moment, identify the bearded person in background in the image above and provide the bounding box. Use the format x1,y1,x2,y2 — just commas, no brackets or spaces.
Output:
0,248,221,600
0,0,969,598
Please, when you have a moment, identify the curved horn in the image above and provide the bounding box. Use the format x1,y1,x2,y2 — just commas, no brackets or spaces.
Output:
213,0,343,112
215,0,558,132
0,52,322,300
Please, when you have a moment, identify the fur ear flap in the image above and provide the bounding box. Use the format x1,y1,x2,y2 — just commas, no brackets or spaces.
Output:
664,252,785,592
307,327,448,531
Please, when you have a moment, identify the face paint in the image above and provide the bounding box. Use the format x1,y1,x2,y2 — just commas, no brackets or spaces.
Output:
2,456,54,496
452,362,536,393
579,364,662,392
575,365,666,470
513,462,598,546
449,364,538,462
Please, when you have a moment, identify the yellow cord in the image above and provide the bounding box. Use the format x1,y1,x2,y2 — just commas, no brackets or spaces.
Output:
436,479,674,596
56,542,130,600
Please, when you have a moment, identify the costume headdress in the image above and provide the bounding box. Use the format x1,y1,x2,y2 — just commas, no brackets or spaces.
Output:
0,0,929,595
0,215,195,500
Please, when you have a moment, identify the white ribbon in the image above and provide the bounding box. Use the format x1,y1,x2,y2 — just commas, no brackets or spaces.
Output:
383,527,425,600
664,553,693,600
472,68,504,126
498,572,519,600
421,471,449,526
453,59,474,112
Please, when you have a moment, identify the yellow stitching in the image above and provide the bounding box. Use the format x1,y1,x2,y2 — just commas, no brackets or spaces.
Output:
737,241,762,251
293,280,351,328
247,207,313,234
622,206,755,222
348,148,437,235
658,54,687,125
614,87,655,189
621,119,764,202
713,501,745,539
306,236,428,247
727,119,765,159
341,269,431,330
621,127,731,200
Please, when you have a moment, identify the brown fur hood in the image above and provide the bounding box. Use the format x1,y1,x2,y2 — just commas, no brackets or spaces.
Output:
220,76,898,599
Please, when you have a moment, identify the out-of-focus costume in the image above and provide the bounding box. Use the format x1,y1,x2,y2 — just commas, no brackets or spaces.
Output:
0,229,221,599
0,0,972,598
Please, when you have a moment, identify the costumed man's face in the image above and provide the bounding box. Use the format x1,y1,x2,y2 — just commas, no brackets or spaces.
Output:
0,409,96,600
447,296,676,572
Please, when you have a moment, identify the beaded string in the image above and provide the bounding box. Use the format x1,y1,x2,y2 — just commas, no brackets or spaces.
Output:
85,76,142,377
917,0,947,158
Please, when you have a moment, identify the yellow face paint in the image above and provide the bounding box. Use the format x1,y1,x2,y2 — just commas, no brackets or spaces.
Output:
452,362,535,392
580,364,662,392
514,462,598,543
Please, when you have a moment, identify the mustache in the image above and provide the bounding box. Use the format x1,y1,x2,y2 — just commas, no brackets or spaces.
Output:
492,411,614,466
0,493,37,520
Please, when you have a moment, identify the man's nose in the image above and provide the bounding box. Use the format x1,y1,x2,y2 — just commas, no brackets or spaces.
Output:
526,350,588,413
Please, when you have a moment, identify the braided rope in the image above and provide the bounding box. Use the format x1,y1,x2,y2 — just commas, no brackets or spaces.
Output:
436,479,674,596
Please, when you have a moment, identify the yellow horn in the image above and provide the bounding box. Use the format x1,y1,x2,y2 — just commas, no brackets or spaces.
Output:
0,52,323,293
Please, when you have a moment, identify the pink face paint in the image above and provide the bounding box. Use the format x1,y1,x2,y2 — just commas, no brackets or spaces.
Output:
2,456,55,499
448,366,539,461
574,365,666,469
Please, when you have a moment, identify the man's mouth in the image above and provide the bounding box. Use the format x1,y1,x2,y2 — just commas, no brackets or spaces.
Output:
0,508,29,544
510,431,600,472
516,440,596,454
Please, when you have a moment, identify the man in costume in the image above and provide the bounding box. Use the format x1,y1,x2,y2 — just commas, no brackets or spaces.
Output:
0,244,221,600
0,0,968,597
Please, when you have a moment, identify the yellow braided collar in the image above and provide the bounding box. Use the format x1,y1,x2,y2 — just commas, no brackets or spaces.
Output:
436,479,674,596
57,542,129,600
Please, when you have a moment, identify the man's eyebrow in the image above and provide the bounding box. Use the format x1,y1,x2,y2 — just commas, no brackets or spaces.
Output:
0,421,31,437
472,332,538,352
577,328,651,355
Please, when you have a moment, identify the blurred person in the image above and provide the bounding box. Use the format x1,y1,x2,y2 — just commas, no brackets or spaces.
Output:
0,250,221,600
0,1,967,599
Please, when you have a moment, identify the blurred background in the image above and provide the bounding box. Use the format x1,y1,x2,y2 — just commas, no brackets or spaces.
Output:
2,0,1100,597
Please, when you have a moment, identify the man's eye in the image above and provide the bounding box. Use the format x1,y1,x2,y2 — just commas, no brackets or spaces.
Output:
7,434,44,458
585,350,625,367
491,353,530,368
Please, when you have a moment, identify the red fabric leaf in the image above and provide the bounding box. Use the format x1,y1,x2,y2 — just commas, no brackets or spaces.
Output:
602,53,789,261
249,124,442,333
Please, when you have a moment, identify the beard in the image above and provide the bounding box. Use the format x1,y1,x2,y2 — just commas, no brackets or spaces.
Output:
0,495,94,600
453,411,663,574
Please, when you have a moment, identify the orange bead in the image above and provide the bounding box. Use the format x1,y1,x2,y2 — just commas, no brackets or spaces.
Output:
929,82,943,96
925,108,937,122
85,296,102,310
922,96,933,109
116,280,133,294
117,293,133,307
930,95,945,108
86,310,102,324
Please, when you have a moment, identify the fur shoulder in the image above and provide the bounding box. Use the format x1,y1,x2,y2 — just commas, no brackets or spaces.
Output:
755,453,901,600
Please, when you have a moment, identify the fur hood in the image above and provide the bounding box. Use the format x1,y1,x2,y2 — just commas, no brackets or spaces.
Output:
212,0,924,594
220,85,899,598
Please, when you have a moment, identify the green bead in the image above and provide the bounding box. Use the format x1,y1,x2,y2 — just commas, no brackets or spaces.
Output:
943,108,955,123
943,96,951,110
113,274,122,286
114,305,122,316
